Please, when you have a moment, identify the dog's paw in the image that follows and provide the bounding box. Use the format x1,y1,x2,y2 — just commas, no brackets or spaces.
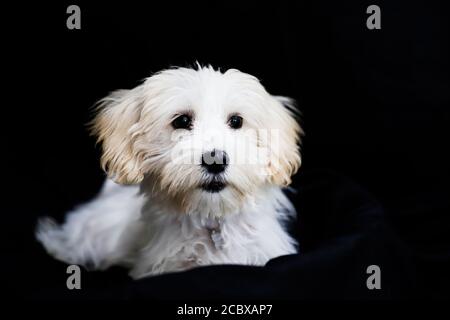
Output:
36,216,58,236
35,216,112,270
35,217,74,263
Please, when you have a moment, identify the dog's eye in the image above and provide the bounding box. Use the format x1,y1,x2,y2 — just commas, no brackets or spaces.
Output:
228,115,243,129
172,114,193,130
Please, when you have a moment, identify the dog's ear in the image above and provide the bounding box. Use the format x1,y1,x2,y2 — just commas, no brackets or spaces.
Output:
90,86,146,184
263,96,303,186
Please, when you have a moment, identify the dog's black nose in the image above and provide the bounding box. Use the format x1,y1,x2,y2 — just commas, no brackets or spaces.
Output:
201,149,229,174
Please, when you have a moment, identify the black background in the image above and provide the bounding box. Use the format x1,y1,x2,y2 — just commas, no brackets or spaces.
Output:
5,1,450,302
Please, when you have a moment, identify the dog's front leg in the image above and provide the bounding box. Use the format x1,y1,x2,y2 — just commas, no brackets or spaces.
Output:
36,179,146,270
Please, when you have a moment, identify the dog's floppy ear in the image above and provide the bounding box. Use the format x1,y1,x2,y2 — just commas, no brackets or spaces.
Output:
263,96,303,186
90,86,146,184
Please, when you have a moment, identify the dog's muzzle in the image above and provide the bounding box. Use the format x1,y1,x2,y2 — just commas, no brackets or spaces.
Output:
200,149,228,192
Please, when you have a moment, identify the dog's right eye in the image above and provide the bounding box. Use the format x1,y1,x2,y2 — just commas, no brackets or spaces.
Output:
172,114,193,130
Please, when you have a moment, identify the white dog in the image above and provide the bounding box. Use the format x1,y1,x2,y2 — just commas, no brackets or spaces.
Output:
36,65,303,279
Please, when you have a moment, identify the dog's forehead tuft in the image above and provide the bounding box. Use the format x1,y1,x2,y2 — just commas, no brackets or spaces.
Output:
144,66,262,92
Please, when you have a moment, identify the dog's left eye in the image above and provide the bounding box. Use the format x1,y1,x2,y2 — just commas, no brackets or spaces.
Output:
228,115,243,129
172,114,193,130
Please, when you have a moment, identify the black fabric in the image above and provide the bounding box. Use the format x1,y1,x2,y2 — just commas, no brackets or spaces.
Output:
15,170,419,300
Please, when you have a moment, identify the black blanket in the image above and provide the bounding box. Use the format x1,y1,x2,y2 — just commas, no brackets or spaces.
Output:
13,170,437,301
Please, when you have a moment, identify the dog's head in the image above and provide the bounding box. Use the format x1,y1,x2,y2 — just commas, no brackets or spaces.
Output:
91,65,302,216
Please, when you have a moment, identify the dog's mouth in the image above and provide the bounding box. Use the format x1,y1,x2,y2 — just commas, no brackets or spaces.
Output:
200,177,227,193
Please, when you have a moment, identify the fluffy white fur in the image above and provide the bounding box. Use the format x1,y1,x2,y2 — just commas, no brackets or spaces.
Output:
36,65,303,279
